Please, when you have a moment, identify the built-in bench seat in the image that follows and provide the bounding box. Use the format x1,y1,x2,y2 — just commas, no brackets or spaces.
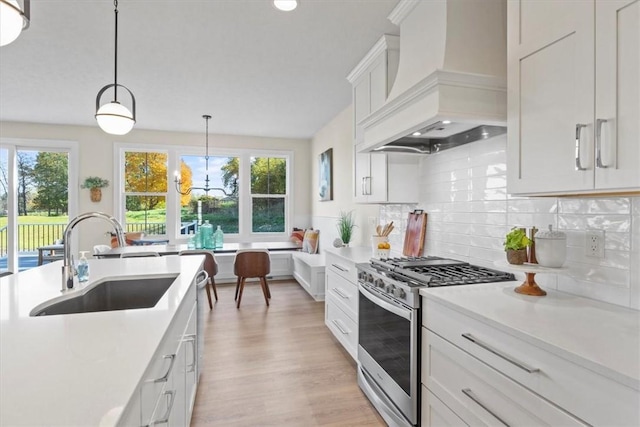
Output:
291,251,326,301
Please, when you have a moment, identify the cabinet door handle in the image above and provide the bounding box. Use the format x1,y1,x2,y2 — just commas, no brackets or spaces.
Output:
575,123,588,171
332,287,349,299
148,390,176,425
596,118,611,169
461,388,510,427
365,176,372,195
185,334,197,373
361,177,366,196
461,333,539,374
332,319,351,335
152,354,176,383
331,263,349,273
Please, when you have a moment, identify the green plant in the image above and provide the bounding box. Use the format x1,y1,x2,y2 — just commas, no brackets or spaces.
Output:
81,176,109,189
504,227,532,251
336,210,356,244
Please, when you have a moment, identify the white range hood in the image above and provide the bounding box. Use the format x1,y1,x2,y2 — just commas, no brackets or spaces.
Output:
360,0,508,154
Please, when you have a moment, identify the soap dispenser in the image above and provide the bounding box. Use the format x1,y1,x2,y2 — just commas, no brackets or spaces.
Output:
77,251,90,282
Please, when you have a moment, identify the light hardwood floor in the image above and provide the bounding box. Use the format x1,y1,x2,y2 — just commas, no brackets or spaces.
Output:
190,279,386,426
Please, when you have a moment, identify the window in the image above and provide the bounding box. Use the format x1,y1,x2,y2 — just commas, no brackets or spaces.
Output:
251,156,287,233
178,155,239,234
117,145,291,242
0,139,78,273
123,151,168,235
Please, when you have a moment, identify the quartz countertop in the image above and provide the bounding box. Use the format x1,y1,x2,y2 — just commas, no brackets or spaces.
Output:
323,246,373,264
420,283,640,390
0,256,204,426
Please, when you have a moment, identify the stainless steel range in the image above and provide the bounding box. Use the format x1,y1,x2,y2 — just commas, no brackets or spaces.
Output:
356,256,515,427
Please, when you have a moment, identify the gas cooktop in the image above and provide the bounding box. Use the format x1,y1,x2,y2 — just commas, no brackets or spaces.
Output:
368,256,515,287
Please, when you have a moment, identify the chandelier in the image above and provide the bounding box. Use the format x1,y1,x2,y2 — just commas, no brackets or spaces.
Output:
174,115,233,196
95,0,136,135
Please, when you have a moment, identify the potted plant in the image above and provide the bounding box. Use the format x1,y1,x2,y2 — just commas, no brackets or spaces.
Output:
81,176,109,202
336,210,356,247
504,227,532,265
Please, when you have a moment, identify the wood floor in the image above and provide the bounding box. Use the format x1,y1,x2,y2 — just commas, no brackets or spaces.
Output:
190,280,386,426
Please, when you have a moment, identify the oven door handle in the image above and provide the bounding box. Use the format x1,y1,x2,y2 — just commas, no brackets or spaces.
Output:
359,284,412,321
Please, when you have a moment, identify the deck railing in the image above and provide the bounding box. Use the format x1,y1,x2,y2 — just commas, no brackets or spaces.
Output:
0,221,199,257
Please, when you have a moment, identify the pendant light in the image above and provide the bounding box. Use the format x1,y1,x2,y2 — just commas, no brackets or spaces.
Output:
0,0,30,47
174,115,233,196
95,0,136,135
273,0,298,12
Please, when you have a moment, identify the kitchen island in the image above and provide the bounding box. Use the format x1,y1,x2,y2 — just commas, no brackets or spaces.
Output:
0,255,204,426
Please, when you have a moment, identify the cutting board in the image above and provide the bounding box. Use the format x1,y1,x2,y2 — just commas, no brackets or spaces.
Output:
403,210,427,257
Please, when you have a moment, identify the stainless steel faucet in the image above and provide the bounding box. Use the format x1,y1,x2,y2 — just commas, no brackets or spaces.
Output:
61,212,126,291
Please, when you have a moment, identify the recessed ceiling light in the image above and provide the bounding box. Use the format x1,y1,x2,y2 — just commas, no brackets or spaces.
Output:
412,132,422,136
442,120,451,125
273,0,298,12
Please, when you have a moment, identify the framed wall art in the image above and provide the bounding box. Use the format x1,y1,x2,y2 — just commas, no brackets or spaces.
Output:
319,148,333,201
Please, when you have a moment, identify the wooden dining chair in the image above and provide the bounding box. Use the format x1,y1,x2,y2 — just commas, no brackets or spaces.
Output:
179,249,218,309
233,249,271,308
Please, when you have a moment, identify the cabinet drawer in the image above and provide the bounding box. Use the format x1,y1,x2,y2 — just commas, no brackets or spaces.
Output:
421,385,465,427
423,328,585,426
325,297,358,360
326,253,357,284
326,269,358,321
424,298,639,426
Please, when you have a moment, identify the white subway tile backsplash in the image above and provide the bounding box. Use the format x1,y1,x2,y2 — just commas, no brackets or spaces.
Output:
380,133,639,309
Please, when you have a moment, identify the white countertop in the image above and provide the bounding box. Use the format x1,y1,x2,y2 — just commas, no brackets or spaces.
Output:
420,283,640,390
323,246,373,264
0,256,204,426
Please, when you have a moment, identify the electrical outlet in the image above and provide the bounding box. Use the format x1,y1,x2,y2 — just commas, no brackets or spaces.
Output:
585,229,605,258
368,217,378,227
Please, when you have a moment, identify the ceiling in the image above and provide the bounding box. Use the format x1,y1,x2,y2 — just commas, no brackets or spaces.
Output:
0,0,399,139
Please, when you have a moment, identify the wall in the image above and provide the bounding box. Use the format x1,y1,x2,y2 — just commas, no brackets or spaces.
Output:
379,135,640,309
310,106,378,252
0,121,311,252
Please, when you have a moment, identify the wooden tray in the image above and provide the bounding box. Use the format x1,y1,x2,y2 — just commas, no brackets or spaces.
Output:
403,210,427,257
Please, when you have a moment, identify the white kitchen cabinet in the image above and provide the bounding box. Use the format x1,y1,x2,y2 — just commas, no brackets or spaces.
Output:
347,34,399,144
324,251,360,360
354,146,420,204
138,285,198,427
507,0,640,195
421,288,640,427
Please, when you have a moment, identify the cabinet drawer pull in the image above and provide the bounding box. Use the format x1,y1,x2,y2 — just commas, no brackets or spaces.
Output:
148,390,175,425
185,334,197,373
331,263,349,273
332,319,351,335
461,388,510,427
332,287,349,299
596,118,611,169
152,354,176,383
574,123,588,171
461,333,539,374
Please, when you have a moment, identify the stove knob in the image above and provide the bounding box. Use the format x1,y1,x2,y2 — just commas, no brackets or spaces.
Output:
367,274,374,283
385,284,395,293
393,288,406,299
374,278,384,288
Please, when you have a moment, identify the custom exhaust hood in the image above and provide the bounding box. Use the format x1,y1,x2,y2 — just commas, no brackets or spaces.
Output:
360,0,508,154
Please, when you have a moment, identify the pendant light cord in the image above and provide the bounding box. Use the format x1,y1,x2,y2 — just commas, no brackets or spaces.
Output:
113,0,119,101
204,115,211,190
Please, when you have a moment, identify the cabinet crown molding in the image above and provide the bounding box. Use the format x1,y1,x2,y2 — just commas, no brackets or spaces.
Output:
346,34,400,83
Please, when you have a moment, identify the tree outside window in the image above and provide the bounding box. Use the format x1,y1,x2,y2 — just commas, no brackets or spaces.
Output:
251,157,287,233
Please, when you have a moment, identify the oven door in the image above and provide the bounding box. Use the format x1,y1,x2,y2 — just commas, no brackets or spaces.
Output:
358,282,419,426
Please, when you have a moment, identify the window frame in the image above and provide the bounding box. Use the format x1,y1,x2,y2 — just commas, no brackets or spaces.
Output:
115,143,293,243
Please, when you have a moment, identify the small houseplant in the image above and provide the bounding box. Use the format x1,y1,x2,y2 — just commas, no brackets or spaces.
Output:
336,210,356,247
81,176,109,202
504,227,532,264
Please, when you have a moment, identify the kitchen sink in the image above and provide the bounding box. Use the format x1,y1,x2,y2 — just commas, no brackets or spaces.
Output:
31,275,178,316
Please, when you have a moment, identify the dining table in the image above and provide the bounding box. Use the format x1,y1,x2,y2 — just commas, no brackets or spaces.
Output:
36,244,64,266
95,241,303,258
